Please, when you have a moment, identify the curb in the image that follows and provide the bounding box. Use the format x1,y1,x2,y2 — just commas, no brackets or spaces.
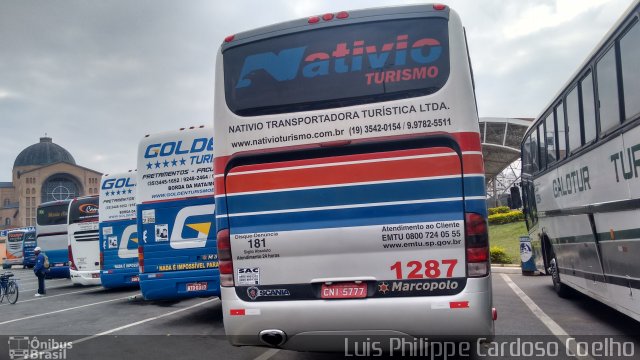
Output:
491,266,522,274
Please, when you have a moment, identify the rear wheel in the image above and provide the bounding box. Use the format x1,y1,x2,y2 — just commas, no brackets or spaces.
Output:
550,257,571,298
2,264,10,270
6,282,18,304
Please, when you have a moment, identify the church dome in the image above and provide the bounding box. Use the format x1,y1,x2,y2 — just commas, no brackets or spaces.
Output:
13,137,76,168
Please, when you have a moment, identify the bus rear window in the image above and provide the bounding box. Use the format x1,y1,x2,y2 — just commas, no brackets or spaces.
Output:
224,18,450,116
37,204,69,226
8,233,24,243
69,198,99,224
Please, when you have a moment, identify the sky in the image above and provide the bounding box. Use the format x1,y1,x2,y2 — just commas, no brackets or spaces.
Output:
0,0,635,180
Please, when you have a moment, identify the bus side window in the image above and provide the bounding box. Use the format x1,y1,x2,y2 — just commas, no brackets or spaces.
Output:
580,71,597,144
555,102,567,160
531,129,539,173
522,135,531,175
538,123,547,170
545,113,556,164
596,45,621,133
566,86,581,152
620,19,640,121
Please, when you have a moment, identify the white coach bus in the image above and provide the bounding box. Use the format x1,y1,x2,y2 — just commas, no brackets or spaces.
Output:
68,195,101,285
214,4,494,350
522,0,640,321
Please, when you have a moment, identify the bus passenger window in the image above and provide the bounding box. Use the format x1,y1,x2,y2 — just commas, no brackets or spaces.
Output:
581,72,596,144
567,87,581,152
522,136,532,175
556,103,567,160
620,21,640,121
531,130,539,173
538,123,546,170
545,113,556,164
596,46,620,133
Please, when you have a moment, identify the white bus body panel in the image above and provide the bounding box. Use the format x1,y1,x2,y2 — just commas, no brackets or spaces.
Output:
531,126,640,322
69,219,101,286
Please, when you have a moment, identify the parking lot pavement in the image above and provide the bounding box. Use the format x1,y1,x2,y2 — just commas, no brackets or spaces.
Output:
0,268,638,360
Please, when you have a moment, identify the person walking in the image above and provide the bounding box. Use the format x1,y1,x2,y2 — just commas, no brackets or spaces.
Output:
33,246,47,296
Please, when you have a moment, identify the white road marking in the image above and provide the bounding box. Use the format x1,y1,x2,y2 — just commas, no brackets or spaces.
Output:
17,278,69,285
0,287,105,307
254,348,280,360
500,274,594,360
0,295,130,324
75,298,219,341
15,298,220,360
19,283,74,292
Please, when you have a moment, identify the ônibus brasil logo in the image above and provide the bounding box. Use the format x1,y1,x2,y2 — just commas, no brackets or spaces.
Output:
8,336,72,360
236,34,443,88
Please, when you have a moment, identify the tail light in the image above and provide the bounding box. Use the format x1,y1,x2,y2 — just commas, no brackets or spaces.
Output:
138,245,144,274
217,229,233,287
99,251,104,271
68,245,77,271
322,13,334,21
465,212,489,277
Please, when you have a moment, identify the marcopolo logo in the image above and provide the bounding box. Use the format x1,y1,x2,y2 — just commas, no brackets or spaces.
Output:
377,280,459,295
144,137,214,159
246,286,291,300
8,336,72,360
236,34,443,89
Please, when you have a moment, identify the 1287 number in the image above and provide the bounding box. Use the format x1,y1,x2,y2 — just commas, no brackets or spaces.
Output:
390,259,458,279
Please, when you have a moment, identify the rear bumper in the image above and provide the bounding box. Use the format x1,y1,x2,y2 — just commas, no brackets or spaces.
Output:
45,266,70,279
222,276,494,350
4,258,23,266
139,270,220,300
101,269,140,289
70,269,102,286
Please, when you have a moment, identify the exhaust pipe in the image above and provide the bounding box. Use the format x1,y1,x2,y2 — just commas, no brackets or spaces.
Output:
259,329,287,347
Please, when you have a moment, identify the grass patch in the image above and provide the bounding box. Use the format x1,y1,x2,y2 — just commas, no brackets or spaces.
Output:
488,221,527,264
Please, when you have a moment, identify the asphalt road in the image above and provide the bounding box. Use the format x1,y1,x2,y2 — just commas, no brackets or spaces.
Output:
0,268,638,360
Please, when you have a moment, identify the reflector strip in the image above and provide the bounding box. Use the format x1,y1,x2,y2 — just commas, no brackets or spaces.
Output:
230,309,245,316
245,309,261,315
450,301,469,309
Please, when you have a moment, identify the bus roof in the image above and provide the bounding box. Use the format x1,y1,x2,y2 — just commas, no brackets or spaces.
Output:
529,0,639,136
6,227,35,234
39,199,72,208
221,4,450,52
71,194,99,202
142,126,210,140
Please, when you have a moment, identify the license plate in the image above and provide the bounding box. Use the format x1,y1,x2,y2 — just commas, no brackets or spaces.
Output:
130,276,139,282
186,282,208,292
321,282,367,299
92,273,100,278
